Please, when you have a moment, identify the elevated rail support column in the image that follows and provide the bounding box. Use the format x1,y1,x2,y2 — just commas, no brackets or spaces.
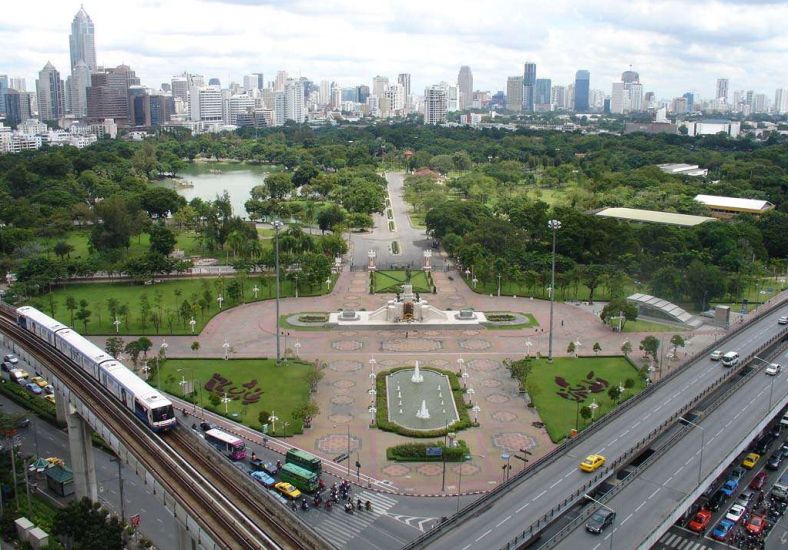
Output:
54,389,68,426
176,521,197,550
66,408,98,501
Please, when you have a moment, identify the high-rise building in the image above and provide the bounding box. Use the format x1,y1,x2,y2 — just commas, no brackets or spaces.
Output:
574,70,590,111
385,83,406,114
775,88,788,115
0,75,7,115
506,76,523,111
716,78,729,103
752,93,768,114
457,66,473,110
275,71,288,92
69,60,91,117
551,85,566,110
318,80,331,106
208,78,221,87
69,6,97,71
523,61,537,111
610,82,626,114
682,92,694,112
4,89,33,125
189,85,223,122
284,79,305,123
423,85,447,125
171,76,189,104
36,62,65,122
87,71,132,124
10,78,26,92
242,73,264,93
444,83,460,112
397,73,411,100
357,85,370,104
372,76,389,100
534,78,552,111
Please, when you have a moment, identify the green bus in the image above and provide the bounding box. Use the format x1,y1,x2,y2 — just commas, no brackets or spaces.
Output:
279,463,319,493
286,448,322,475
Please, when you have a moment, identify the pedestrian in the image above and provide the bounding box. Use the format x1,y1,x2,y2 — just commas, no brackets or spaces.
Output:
405,331,408,339
561,320,564,327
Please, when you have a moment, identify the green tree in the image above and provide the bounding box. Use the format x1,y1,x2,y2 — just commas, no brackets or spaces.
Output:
75,299,91,332
264,173,294,201
137,336,153,360
191,341,200,353
149,221,177,256
639,335,660,362
600,298,638,330
89,195,136,252
621,341,633,356
65,295,77,326
670,334,685,358
684,259,725,309
105,336,125,358
292,162,319,187
580,406,592,425
316,204,346,233
567,341,576,355
258,410,271,425
53,240,74,259
53,497,124,550
593,342,602,355
607,384,622,403
292,401,320,427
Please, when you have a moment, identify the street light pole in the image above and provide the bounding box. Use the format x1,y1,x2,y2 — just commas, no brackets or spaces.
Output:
680,416,705,486
273,220,283,365
547,219,561,362
584,494,615,550
111,456,125,524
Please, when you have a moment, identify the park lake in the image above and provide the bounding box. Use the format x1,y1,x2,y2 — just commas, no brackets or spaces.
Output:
158,162,272,217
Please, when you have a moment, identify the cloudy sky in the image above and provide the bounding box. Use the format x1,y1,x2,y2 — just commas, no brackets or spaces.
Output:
3,0,787,100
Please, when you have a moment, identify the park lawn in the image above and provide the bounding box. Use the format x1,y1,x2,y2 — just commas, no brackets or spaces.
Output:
156,358,313,434
619,319,687,333
372,270,432,294
471,278,638,303
409,211,426,229
31,274,334,336
37,229,220,260
524,356,645,443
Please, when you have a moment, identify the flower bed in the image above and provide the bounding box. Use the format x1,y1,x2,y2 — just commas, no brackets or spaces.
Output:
386,440,469,462
297,313,329,323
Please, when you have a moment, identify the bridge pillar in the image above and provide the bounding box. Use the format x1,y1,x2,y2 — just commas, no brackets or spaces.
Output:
54,389,68,426
176,522,196,550
66,408,97,501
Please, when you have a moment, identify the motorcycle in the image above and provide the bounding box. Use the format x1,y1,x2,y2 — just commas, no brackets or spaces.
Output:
325,500,332,511
301,499,309,512
357,498,363,510
344,502,353,514
365,500,372,512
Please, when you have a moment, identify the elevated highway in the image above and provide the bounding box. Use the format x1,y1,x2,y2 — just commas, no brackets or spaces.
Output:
405,300,788,550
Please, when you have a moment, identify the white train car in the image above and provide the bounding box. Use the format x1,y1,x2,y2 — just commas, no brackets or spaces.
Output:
16,306,68,346
55,329,112,380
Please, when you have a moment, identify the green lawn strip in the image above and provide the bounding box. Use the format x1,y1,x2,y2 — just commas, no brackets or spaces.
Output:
409,212,426,229
371,270,432,294
37,230,220,261
619,319,688,333
470,279,638,303
279,314,332,332
522,356,645,443
386,440,468,462
32,275,331,336
14,494,61,534
374,366,472,437
154,358,313,434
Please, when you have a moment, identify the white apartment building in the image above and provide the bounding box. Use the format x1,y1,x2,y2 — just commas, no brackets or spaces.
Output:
225,94,255,125
775,88,788,115
284,79,305,123
189,86,222,122
423,85,447,125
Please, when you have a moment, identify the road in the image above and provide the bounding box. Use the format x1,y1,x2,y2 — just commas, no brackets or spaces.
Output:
554,346,788,549
350,172,434,270
414,304,788,550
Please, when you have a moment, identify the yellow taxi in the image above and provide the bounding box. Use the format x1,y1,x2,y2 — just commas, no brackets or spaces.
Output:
30,376,48,388
44,394,56,405
742,452,761,469
580,454,606,472
274,482,301,500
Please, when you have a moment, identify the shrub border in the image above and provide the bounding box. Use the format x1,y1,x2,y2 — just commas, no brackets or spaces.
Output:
386,440,469,462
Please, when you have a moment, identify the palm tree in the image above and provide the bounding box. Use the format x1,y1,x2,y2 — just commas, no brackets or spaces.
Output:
226,230,247,260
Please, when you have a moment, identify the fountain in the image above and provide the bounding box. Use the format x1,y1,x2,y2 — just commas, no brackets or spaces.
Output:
411,360,424,384
416,399,431,420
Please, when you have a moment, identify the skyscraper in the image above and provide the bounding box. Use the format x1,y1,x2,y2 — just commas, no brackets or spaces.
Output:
574,70,590,111
4,89,33,125
284,79,305,123
69,6,97,71
682,92,694,112
423,85,447,125
397,74,411,100
457,66,473,111
523,61,536,111
716,78,729,103
36,62,65,122
0,75,7,115
372,76,389,100
775,88,788,115
534,78,552,111
506,76,523,112
69,60,91,117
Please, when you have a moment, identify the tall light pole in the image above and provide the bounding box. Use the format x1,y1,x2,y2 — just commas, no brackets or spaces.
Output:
680,416,705,486
273,220,283,365
754,356,779,408
584,494,615,550
547,219,561,362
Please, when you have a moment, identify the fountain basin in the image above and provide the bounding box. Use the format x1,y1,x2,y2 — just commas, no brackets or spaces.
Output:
385,368,460,431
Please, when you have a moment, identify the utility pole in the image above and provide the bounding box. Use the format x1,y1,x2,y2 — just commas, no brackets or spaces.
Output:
273,220,283,365
112,457,125,524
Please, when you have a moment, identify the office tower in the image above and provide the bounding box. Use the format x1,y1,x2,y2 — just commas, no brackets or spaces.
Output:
87,73,129,123
189,74,205,88
574,70,590,111
397,73,411,99
682,92,694,112
36,62,66,122
69,6,97,71
610,82,626,114
149,94,173,126
253,73,264,91
189,85,222,122
457,66,473,110
243,74,256,92
752,93,768,113
534,78,552,111
284,79,305,123
275,71,288,92
385,83,406,114
69,60,91,117
629,83,644,111
644,91,656,109
331,88,342,110
372,76,389,100
171,76,189,104
490,91,506,109
775,89,788,115
128,86,149,126
523,61,536,111
444,83,460,112
319,80,331,106
4,90,33,125
0,75,7,115
423,85,447,124
208,78,221,87
671,97,688,114
10,78,26,92
357,85,370,104
506,76,523,111
566,84,574,111
341,87,358,103
226,94,255,124
716,78,729,103
161,83,171,92
272,91,286,125
366,95,380,117
551,85,566,110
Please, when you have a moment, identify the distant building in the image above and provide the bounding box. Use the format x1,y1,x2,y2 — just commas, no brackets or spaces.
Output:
682,119,741,138
574,70,590,111
694,194,775,217
457,66,473,111
397,73,411,104
716,78,729,103
188,85,222,122
69,60,91,117
36,62,66,122
551,85,566,110
523,61,536,111
595,207,716,227
506,76,523,112
4,90,33,125
657,163,708,177
87,66,140,125
69,6,96,71
534,78,552,111
284,79,305,123
623,121,678,135
776,88,788,115
423,85,447,125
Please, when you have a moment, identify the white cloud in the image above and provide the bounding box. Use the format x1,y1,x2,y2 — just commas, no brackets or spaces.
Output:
2,0,786,99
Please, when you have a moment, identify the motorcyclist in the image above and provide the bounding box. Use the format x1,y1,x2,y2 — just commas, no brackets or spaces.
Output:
365,500,372,511
301,499,309,511
357,498,363,510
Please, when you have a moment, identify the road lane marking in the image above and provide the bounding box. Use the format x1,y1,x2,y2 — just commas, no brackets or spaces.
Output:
550,479,562,489
516,502,530,513
496,515,512,527
621,513,633,525
635,501,646,512
533,490,547,501
620,429,630,437
648,487,661,499
475,529,491,542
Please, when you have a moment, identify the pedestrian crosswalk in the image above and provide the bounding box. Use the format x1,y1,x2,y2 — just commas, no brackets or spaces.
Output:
313,490,398,548
655,531,713,550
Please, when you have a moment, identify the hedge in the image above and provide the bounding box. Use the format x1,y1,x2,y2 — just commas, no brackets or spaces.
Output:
386,440,469,462
391,242,400,254
375,366,474,438
297,314,328,323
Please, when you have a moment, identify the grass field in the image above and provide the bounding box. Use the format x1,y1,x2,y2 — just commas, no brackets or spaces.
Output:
524,356,645,442
470,278,637,303
371,270,433,294
614,319,687,333
30,274,334,335
155,358,313,434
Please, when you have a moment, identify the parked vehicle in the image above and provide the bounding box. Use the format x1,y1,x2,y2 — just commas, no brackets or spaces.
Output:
720,478,739,497
772,472,788,501
745,514,766,535
725,503,747,523
750,471,768,490
706,490,727,512
3,354,19,365
767,451,783,470
25,382,43,395
742,452,761,469
250,470,276,489
29,376,48,388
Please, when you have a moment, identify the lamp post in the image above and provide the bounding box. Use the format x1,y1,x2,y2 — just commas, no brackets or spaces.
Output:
110,456,125,524
464,268,470,279
525,340,533,358
501,453,512,482
471,405,480,424
368,405,377,426
157,340,168,389
221,392,231,414
547,219,561,362
467,387,475,406
252,285,260,300
217,295,224,310
589,399,598,422
472,276,478,290
584,494,615,550
222,339,230,360
754,356,779,408
680,416,705,486
294,341,301,359
272,220,283,365
189,317,196,334
269,411,278,434
113,316,121,334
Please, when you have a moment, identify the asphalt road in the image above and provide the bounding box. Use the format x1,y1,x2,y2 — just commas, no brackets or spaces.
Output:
417,304,788,550
554,345,788,549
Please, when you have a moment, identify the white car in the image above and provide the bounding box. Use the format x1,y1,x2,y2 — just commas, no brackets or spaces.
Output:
725,503,747,523
710,350,723,361
779,316,788,325
766,363,782,376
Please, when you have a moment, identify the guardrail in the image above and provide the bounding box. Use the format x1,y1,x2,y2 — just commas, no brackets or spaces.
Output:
401,295,788,550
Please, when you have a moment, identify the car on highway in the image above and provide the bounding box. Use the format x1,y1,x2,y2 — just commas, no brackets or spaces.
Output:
767,451,783,470
579,454,606,472
249,470,276,489
711,519,735,541
687,508,712,532
706,489,727,512
585,508,615,534
199,422,214,432
721,351,740,367
725,503,747,523
750,471,768,490
742,452,761,469
745,514,767,536
721,478,740,496
274,482,301,500
25,382,43,395
710,350,723,361
779,316,788,325
766,363,782,376
29,376,48,388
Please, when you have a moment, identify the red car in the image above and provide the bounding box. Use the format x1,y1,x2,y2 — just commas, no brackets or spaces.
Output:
745,514,766,536
750,471,768,491
688,508,712,532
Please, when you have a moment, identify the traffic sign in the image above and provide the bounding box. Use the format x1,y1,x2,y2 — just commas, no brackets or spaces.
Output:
130,514,141,528
426,447,443,457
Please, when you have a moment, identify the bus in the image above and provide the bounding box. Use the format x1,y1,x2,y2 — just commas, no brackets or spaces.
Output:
279,463,319,493
286,448,322,475
204,428,246,461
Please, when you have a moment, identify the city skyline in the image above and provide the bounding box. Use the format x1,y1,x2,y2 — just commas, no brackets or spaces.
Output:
2,0,787,99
